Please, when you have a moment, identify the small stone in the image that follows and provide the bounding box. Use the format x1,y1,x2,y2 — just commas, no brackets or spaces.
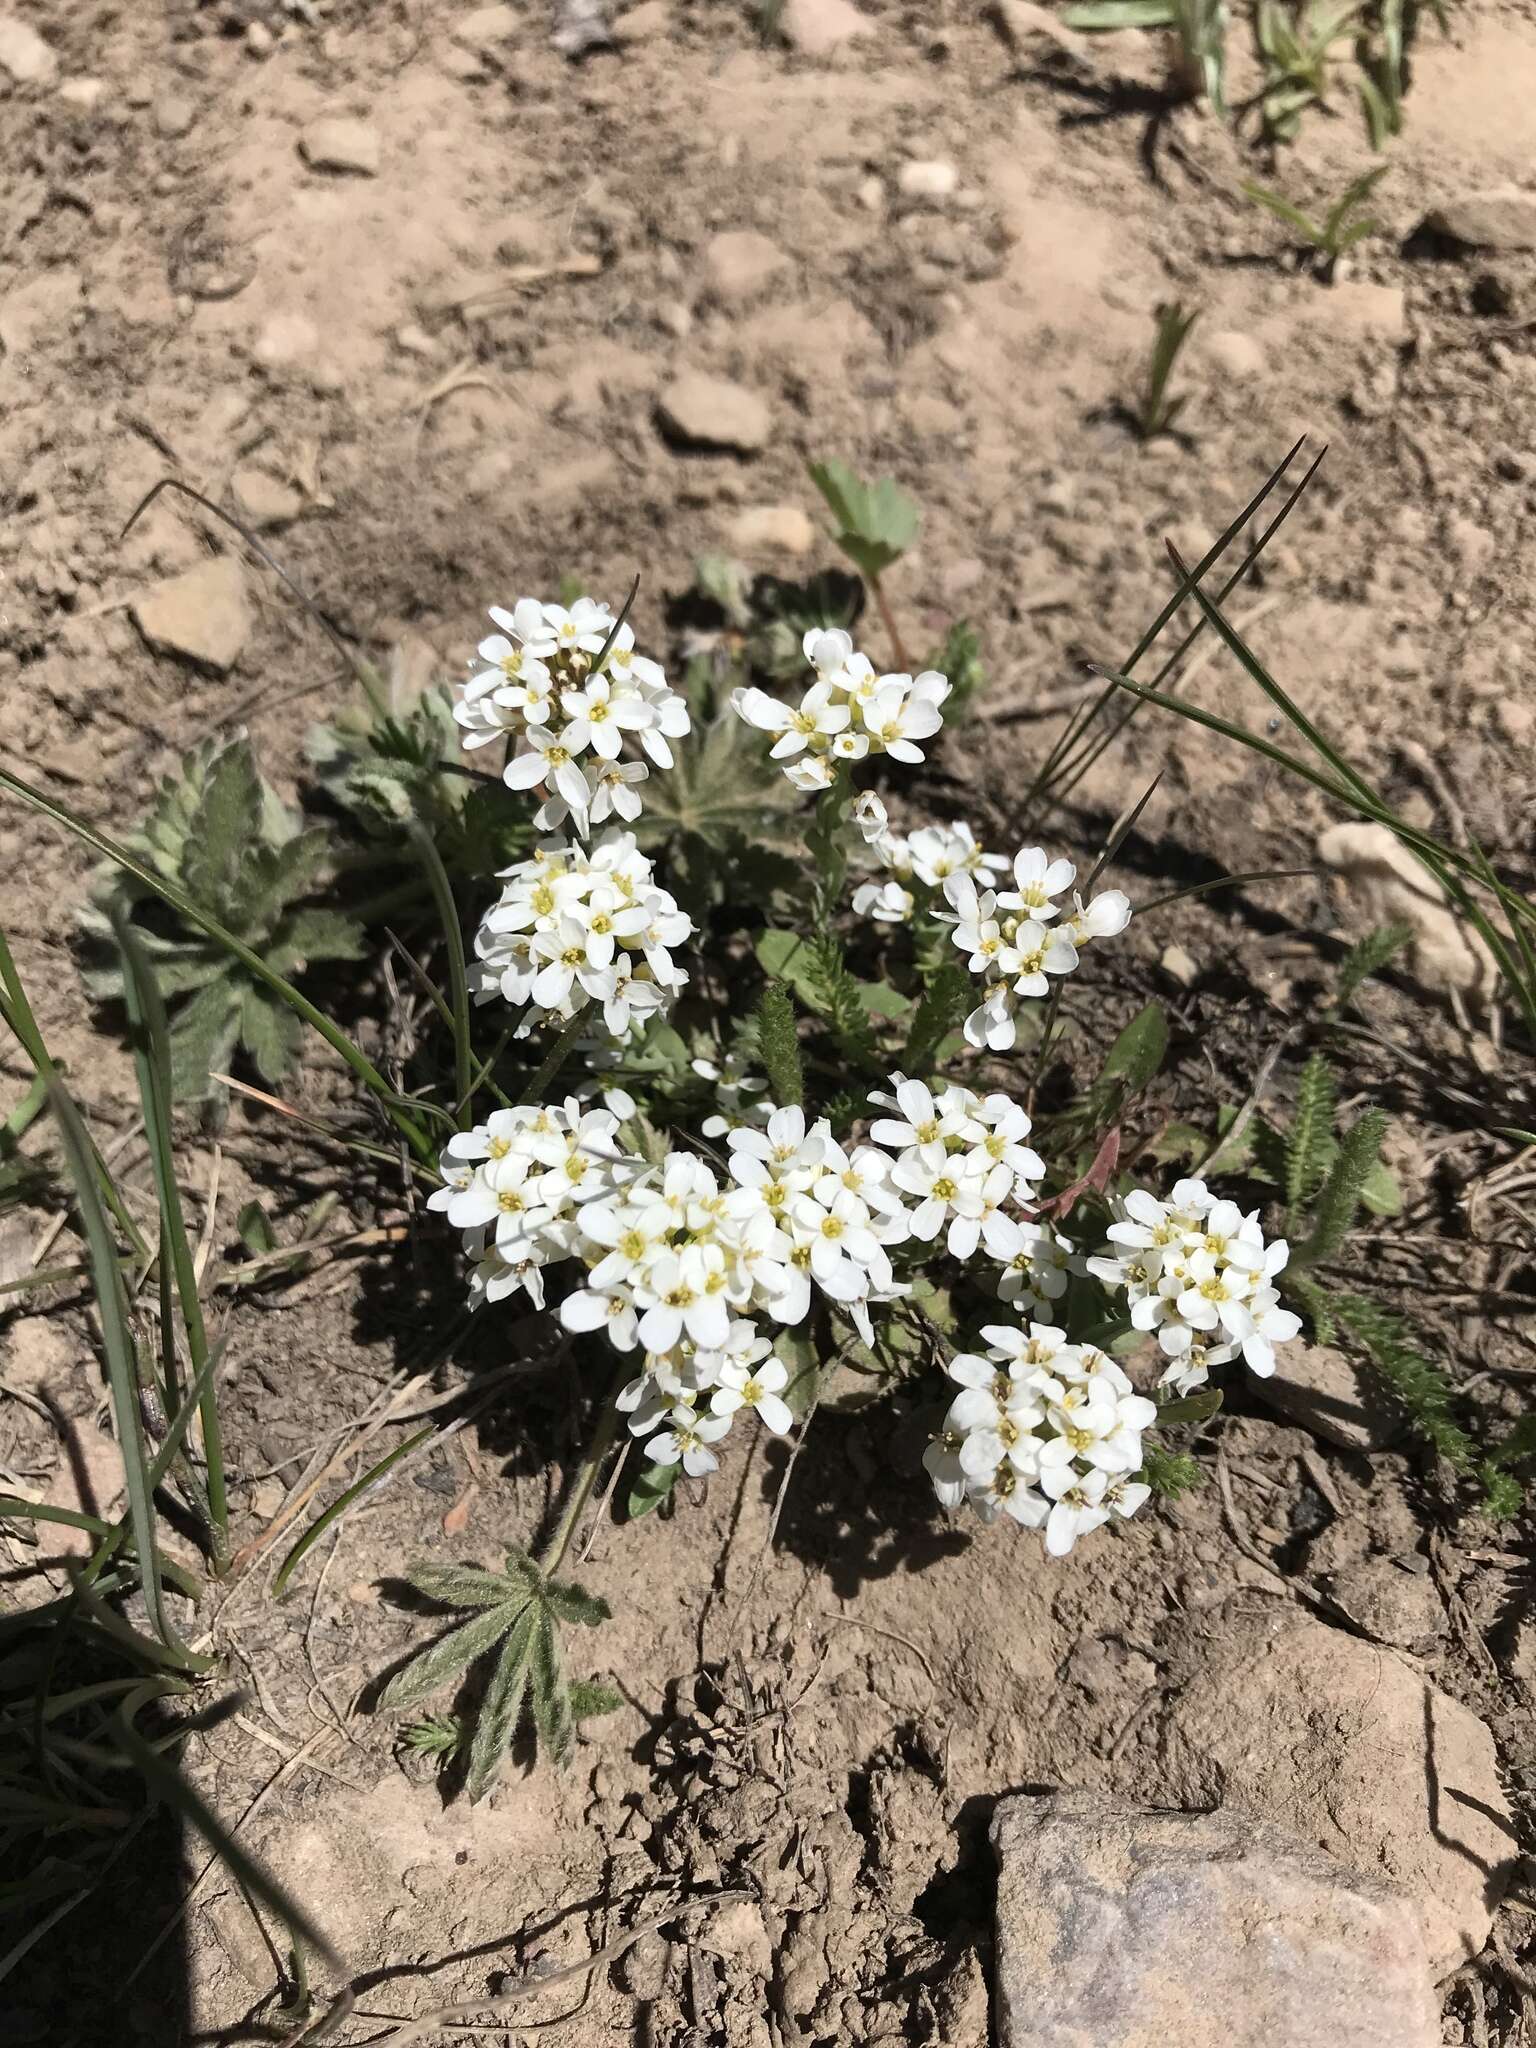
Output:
614,0,670,37
779,0,871,56
1251,1337,1401,1453
1202,328,1265,379
299,116,381,177
898,160,959,201
1495,699,1534,744
245,20,274,54
857,174,885,212
131,557,253,674
701,230,792,308
1321,1556,1442,1655
152,92,196,139
253,309,321,371
451,2,520,50
695,1898,772,1979
657,372,772,454
1153,1610,1517,1977
993,1790,1439,2048
1423,187,1536,253
727,505,816,555
0,16,57,84
394,321,440,357
58,76,106,111
231,465,303,532
1160,941,1198,987
1328,281,1408,343
249,1475,286,1520
1319,820,1495,995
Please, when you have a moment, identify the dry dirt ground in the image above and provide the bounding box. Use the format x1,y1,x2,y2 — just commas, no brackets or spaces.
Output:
3,1,1536,2043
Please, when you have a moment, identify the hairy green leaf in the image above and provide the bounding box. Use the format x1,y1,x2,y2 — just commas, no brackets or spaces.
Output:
1295,1108,1388,1266
378,1599,528,1713
569,1678,623,1720
627,1459,680,1521
466,1607,538,1803
755,982,804,1110
528,1612,574,1770
903,961,972,1075
407,1563,529,1608
1139,1447,1203,1498
1285,1053,1337,1214
1333,920,1412,1007
1333,1290,1475,1469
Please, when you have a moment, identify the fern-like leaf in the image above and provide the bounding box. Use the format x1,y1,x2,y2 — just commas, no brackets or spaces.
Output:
1283,1268,1337,1344
903,961,971,1075
1333,921,1412,1008
753,983,803,1109
1284,1054,1336,1215
1294,1108,1388,1267
1332,1291,1475,1469
807,933,879,1073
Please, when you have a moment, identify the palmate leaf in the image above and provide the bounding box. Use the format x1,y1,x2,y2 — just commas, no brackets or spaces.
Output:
635,714,800,857
239,989,305,1087
167,975,242,1103
807,458,920,582
381,1544,614,1799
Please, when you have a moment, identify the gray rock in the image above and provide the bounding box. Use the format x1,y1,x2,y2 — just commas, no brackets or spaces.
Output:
1251,1336,1401,1453
57,76,105,110
1424,187,1536,252
702,230,791,308
231,465,303,532
450,1,519,50
993,1790,1439,2047
299,116,381,177
0,16,56,83
657,373,771,454
779,0,871,56
131,558,253,673
898,160,959,201
1321,1555,1442,1654
727,505,815,555
153,92,197,139
1151,1608,1517,1977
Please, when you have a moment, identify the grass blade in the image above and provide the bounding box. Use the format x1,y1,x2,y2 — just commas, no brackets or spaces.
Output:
272,1423,438,1600
408,824,472,1122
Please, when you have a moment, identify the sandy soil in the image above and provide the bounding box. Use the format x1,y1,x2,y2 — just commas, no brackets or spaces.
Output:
2,1,1535,2043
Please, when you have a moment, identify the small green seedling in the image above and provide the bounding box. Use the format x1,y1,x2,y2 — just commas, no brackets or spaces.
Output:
808,456,921,669
1255,0,1361,142
1358,0,1451,147
1244,163,1389,274
1063,0,1229,116
1130,300,1201,442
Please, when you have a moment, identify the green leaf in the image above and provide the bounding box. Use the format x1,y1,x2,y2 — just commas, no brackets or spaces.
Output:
466,1606,538,1802
807,457,920,582
903,960,972,1075
754,982,804,1109
569,1678,623,1720
1062,0,1175,23
927,618,985,722
168,975,242,1102
634,712,800,858
1359,1157,1402,1218
181,737,275,917
378,1598,529,1714
1333,1291,1475,1469
1139,1447,1202,1498
1285,1054,1336,1214
238,988,305,1086
627,1460,681,1521
1296,1108,1388,1267
237,1199,278,1257
407,1563,529,1608
266,906,367,974
1333,920,1412,1007
545,1580,612,1628
1155,1388,1224,1425
528,1611,575,1769
1090,1002,1168,1120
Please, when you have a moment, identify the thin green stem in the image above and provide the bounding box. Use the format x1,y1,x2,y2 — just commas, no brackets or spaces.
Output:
408,824,473,1122
869,572,910,674
538,1384,625,1578
521,1002,593,1105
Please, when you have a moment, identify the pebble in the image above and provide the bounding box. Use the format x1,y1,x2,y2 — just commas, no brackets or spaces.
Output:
614,0,670,36
300,116,381,177
857,174,885,212
1495,699,1534,744
0,15,57,84
993,1790,1438,2047
779,0,871,55
153,91,196,140
701,229,792,307
1423,187,1536,252
131,557,253,674
57,76,105,111
657,372,772,454
1202,328,1265,379
1152,1609,1517,1977
450,1,520,49
898,159,958,201
231,465,303,532
1160,941,1198,987
727,505,816,555
246,20,275,55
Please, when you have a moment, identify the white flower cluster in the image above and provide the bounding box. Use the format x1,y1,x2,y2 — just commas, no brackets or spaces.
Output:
849,791,1007,926
924,1322,1155,1555
456,595,691,835
1086,1180,1302,1395
942,848,1132,1052
864,1075,1045,1258
470,831,692,1040
732,628,949,793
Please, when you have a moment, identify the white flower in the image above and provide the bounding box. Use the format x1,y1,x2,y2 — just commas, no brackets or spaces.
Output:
645,1403,732,1477
711,1344,795,1435
998,847,1076,921
860,678,944,765
941,845,1131,1041
732,638,948,791
1065,888,1132,944
1039,1463,1111,1557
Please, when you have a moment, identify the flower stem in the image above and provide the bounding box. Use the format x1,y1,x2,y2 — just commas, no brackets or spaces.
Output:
870,572,910,674
522,1000,592,1104
538,1381,624,1577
